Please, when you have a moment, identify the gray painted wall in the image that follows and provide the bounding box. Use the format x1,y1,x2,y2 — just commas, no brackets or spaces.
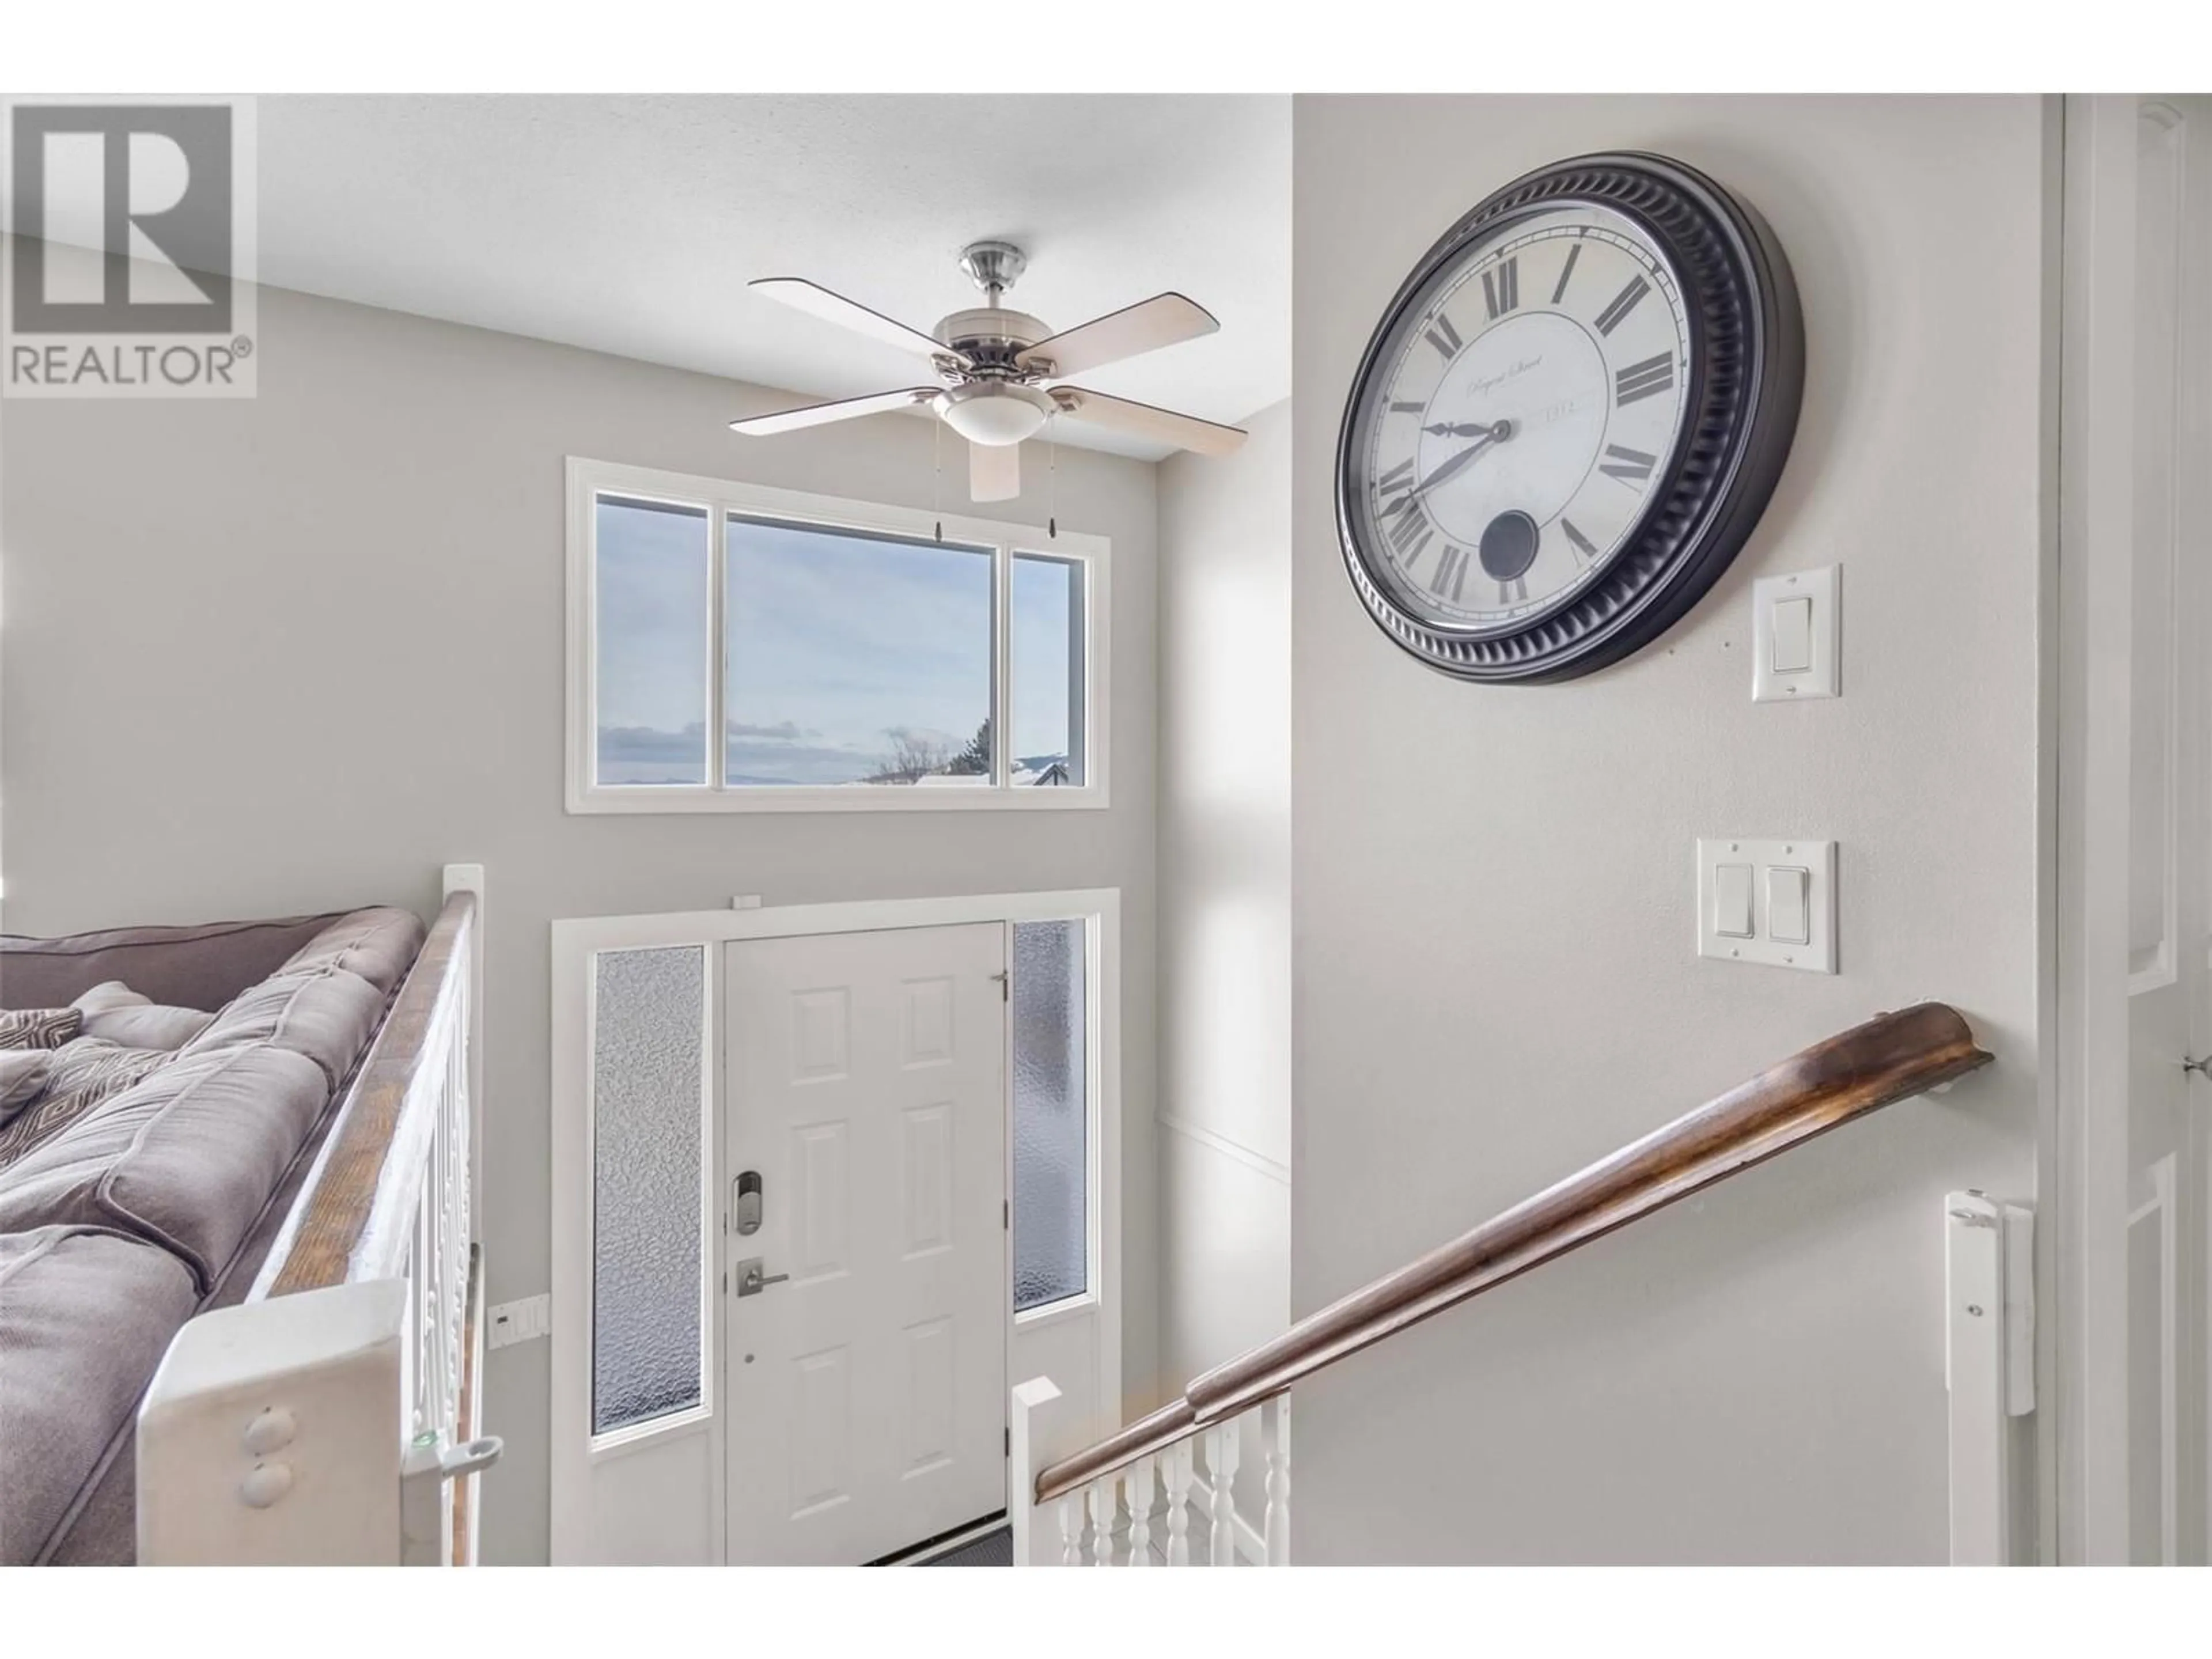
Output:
1289,96,2048,1562
1157,401,1293,1509
0,281,1161,1563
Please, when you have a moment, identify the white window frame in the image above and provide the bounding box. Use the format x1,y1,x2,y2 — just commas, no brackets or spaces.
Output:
565,456,1112,813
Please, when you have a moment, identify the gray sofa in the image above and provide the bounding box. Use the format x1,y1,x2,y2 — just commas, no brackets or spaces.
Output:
0,905,426,1566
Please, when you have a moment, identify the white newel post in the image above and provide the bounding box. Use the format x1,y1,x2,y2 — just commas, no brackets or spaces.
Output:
138,1282,411,1565
1009,1376,1063,1568
1944,1191,2035,1565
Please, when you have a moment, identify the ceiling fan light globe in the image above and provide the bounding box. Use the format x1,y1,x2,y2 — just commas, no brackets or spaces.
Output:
937,383,1052,448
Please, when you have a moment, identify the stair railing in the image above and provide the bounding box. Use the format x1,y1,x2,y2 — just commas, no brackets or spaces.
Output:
1010,1001,1993,1565
138,868,497,1566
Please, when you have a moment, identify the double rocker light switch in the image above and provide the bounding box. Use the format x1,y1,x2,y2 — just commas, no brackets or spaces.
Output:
1697,839,1836,973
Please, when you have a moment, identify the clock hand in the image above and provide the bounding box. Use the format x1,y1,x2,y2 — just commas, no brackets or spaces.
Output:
1411,419,1515,499
1422,420,1496,438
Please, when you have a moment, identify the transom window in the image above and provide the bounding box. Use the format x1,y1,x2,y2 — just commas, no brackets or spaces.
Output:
567,459,1108,812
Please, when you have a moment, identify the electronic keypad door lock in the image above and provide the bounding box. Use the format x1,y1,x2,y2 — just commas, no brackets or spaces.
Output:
733,1170,763,1236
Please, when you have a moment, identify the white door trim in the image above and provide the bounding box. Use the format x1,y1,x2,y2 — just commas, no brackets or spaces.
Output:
2048,90,2142,1567
549,888,1123,1564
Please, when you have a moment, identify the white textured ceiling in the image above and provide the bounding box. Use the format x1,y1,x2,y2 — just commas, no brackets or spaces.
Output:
256,94,1290,458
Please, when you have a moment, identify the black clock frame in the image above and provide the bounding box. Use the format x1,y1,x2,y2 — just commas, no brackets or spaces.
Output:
1334,151,1805,684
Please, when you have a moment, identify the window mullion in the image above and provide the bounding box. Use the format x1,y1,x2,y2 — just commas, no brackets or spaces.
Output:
994,540,1012,789
709,505,728,791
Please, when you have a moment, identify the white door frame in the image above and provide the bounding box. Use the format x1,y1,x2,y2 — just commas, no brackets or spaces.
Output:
2047,89,2137,1569
548,888,1123,1564
2047,91,2212,1566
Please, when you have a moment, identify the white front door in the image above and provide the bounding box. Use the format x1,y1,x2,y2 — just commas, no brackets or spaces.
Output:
723,923,1009,1565
2119,94,2212,1567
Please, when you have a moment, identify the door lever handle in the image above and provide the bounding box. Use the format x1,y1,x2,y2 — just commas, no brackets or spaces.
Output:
736,1256,789,1297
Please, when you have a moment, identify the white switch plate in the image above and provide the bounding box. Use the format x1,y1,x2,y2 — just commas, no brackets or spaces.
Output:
488,1293,551,1350
1696,838,1838,973
1752,565,1839,702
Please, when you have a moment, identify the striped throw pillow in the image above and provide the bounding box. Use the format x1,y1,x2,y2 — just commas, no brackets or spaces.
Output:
0,1037,170,1170
0,1007,82,1050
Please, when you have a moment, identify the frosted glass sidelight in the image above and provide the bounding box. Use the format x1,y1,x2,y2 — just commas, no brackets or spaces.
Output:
594,494,711,786
1012,919,1087,1312
592,945,706,1435
1010,554,1085,787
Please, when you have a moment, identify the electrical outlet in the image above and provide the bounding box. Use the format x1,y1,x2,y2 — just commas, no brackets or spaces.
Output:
487,1293,550,1350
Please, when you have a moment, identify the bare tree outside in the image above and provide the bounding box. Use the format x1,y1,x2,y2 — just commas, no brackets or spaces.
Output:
865,729,957,784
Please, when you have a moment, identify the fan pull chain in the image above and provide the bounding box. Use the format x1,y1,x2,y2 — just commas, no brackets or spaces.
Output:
1048,413,1058,540
933,412,944,543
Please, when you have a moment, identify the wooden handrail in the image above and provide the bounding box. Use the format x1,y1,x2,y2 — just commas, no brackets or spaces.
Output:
263,889,476,1295
1036,1002,1993,1503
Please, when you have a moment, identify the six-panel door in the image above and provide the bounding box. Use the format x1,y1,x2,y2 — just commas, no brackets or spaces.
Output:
723,924,1009,1564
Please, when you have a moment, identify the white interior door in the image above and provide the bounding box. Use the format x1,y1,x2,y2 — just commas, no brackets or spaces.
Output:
723,923,1008,1565
2120,94,2212,1567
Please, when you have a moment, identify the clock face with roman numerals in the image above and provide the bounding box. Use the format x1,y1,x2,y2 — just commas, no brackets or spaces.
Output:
1336,153,1805,683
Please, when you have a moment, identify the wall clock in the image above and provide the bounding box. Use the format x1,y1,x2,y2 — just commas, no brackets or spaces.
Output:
1336,151,1805,683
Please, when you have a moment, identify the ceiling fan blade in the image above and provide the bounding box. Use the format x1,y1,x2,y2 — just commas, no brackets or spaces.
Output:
1016,293,1219,378
1050,386,1247,456
969,438,1021,503
749,278,971,369
728,387,940,436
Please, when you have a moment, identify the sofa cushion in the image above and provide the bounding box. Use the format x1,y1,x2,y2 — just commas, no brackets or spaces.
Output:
276,906,427,998
0,910,355,1014
0,1043,328,1289
0,1225,200,1566
181,964,388,1090
0,1007,81,1050
71,982,217,1051
0,1038,171,1170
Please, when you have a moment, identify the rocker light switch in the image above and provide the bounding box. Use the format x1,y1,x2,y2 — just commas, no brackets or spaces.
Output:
1714,864,1755,937
1768,866,1811,945
1752,566,1839,702
1771,598,1813,673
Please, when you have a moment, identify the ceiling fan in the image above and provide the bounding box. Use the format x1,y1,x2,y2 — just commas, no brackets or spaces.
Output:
729,240,1247,503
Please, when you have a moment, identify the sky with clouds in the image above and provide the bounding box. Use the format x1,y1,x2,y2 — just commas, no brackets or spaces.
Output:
594,499,1078,786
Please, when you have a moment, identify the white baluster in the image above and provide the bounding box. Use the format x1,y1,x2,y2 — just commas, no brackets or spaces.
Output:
1059,1494,1082,1566
1125,1455,1154,1566
1088,1476,1115,1565
1208,1422,1241,1567
1260,1395,1291,1567
1164,1440,1193,1566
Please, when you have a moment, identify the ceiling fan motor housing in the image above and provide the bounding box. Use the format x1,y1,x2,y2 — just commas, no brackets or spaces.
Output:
933,307,1051,377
